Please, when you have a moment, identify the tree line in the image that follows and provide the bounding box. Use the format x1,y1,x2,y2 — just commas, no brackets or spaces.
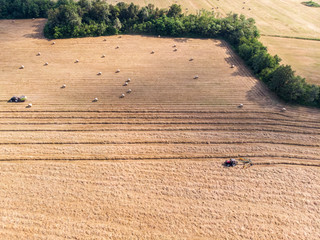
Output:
0,0,55,19
1,0,319,107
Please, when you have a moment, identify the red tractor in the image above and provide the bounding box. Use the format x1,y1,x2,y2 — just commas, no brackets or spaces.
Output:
8,95,27,102
223,159,237,167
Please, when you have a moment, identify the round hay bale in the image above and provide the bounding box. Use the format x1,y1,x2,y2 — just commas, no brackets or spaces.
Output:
151,51,155,54
103,39,107,41
158,35,161,38
123,82,128,86
52,41,55,45
37,52,41,56
20,65,24,69
238,104,244,108
194,75,199,79
231,64,235,68
189,58,194,61
98,72,102,75
44,62,48,66
173,44,177,47
61,84,66,88
126,78,131,82
116,69,120,73
93,98,98,102
116,46,119,49
102,54,105,58
281,108,287,112
120,94,125,98
127,89,132,93
174,48,178,52
27,103,32,108
75,59,79,63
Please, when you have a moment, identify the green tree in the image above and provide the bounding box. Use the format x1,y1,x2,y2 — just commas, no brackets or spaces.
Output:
301,84,319,105
278,75,306,102
249,51,280,75
267,65,295,94
88,0,109,23
78,0,91,19
167,4,182,18
138,7,149,22
113,17,122,31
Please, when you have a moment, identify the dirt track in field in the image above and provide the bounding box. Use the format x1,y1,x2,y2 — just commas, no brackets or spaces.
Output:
0,19,320,239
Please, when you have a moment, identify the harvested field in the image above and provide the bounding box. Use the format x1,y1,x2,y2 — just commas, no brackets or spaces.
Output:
0,19,320,239
1,161,320,240
112,0,320,84
260,36,320,85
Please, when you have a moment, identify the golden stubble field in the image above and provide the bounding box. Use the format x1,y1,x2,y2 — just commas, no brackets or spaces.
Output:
108,0,320,84
0,19,320,239
260,36,320,85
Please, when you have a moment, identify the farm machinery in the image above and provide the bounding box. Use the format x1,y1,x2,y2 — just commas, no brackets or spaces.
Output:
8,95,27,102
223,158,252,168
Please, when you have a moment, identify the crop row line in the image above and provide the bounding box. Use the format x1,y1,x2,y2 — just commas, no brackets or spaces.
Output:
0,140,318,147
0,128,318,134
1,155,320,163
0,121,319,129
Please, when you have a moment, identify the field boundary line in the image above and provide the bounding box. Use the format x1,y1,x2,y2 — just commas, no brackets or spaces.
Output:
261,34,320,41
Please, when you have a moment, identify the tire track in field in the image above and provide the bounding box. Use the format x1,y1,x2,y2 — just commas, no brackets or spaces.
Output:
0,116,318,124
0,140,320,147
0,128,318,135
0,140,319,147
1,155,320,163
0,110,291,114
1,122,319,133
0,116,320,124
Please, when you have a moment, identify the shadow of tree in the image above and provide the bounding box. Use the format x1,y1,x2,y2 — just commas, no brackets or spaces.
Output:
213,39,284,108
245,74,284,109
173,38,190,43
22,20,46,39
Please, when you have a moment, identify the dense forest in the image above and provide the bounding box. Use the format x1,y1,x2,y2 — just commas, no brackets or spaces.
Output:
1,0,319,107
0,0,55,18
